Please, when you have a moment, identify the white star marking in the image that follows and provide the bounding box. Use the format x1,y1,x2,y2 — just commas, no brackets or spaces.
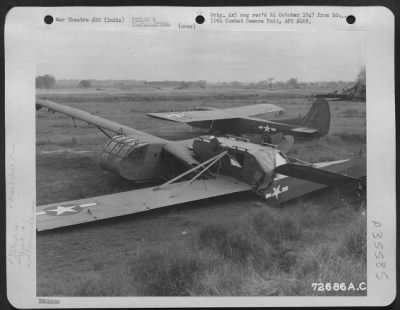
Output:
37,202,98,216
271,185,281,199
265,185,289,199
258,124,276,133
46,205,79,216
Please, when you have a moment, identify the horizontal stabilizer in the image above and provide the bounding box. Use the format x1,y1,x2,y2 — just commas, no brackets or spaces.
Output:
275,162,361,186
36,176,251,231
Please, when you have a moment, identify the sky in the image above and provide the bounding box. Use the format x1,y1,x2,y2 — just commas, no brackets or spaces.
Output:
36,30,365,83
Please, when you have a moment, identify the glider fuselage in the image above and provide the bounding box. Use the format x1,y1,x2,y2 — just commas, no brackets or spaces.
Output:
96,133,284,195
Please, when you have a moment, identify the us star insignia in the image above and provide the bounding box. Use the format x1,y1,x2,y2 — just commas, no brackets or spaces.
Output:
265,184,289,199
36,202,98,216
258,124,276,133
45,205,80,216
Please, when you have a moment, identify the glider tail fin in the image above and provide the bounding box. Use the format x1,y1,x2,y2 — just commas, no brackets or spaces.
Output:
300,98,331,136
278,98,331,137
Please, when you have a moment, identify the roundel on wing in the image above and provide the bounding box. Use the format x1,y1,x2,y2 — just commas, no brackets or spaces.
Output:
43,204,83,216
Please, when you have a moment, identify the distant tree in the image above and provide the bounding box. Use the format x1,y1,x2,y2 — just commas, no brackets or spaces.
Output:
274,81,285,88
356,66,366,84
231,81,242,88
286,77,299,88
79,80,92,88
343,66,366,99
36,74,56,89
197,80,207,88
256,80,268,88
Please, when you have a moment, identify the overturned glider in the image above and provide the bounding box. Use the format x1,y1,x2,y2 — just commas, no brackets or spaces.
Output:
316,80,366,101
36,99,364,231
147,98,331,140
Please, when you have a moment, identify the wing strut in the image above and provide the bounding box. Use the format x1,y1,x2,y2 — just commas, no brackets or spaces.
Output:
154,151,228,192
96,126,112,138
208,120,215,133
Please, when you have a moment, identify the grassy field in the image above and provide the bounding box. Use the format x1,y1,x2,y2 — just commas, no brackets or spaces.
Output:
36,87,366,296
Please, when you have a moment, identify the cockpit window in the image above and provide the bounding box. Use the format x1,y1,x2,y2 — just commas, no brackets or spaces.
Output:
112,143,124,154
105,141,117,152
118,145,132,157
102,135,148,159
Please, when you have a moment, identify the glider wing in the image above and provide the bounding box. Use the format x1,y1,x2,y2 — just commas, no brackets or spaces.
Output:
147,103,282,123
37,99,166,143
36,176,251,231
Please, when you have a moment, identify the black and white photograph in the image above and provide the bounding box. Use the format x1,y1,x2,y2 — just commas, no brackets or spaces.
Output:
5,6,396,307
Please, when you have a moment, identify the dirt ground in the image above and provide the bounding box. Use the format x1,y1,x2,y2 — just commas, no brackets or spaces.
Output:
36,87,367,296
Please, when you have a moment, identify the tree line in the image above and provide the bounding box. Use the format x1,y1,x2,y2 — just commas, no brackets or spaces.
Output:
36,75,92,89
36,67,365,90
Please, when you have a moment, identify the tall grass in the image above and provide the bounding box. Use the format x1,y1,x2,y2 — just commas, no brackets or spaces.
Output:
71,278,123,296
338,215,367,259
252,208,302,244
197,221,274,268
55,205,366,296
333,132,366,143
341,108,366,118
129,248,209,296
